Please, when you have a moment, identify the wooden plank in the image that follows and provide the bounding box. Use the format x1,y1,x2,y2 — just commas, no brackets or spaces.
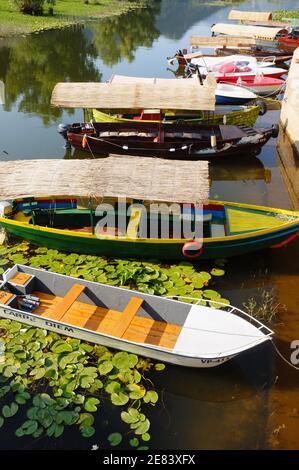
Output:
49,284,86,321
211,23,289,41
32,291,181,349
9,272,32,286
0,290,14,305
112,297,144,338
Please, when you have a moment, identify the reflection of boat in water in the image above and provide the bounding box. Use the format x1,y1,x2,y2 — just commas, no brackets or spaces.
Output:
210,157,272,183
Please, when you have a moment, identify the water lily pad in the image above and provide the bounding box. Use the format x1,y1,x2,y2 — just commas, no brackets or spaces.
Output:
81,426,95,438
0,385,10,398
143,390,158,404
111,392,129,406
121,408,140,424
142,432,151,442
2,402,18,418
134,418,150,436
154,363,165,371
105,381,121,394
51,340,73,354
78,413,94,429
202,289,221,300
130,437,139,447
108,432,122,447
210,268,225,276
98,361,114,375
128,384,146,399
17,420,38,436
84,397,100,412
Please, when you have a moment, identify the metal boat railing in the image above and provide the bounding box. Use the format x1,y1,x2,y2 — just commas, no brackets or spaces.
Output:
165,295,274,337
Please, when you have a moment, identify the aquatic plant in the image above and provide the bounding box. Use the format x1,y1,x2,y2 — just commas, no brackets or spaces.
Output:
243,288,284,325
0,240,228,446
0,319,164,448
0,241,229,307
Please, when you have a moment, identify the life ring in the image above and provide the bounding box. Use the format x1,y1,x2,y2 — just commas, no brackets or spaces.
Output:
182,241,204,259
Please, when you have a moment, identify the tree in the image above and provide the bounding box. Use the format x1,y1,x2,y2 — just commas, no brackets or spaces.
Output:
14,0,55,15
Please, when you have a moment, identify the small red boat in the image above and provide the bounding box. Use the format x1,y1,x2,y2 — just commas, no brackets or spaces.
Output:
278,33,299,47
226,76,286,96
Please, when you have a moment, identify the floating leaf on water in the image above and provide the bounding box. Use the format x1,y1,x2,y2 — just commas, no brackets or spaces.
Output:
105,381,121,394
78,413,95,429
134,418,150,436
130,437,139,447
202,289,221,300
137,446,150,450
15,391,31,405
30,367,46,380
108,432,123,447
84,397,100,413
141,432,151,442
81,426,96,438
0,385,10,398
2,402,18,418
57,410,78,425
154,363,165,371
121,408,140,424
127,384,146,400
33,393,55,408
47,422,64,438
51,340,73,354
210,268,225,276
98,361,114,375
111,392,129,406
143,390,158,404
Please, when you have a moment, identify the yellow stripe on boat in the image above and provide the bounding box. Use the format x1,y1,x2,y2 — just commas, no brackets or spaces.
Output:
226,207,289,234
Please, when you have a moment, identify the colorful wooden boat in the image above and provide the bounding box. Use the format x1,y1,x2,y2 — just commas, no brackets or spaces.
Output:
0,197,298,261
62,121,275,159
0,264,273,368
89,104,262,127
168,48,293,68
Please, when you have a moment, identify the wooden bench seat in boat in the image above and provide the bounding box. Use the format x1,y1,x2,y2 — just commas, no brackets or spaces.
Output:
44,284,86,321
33,291,181,349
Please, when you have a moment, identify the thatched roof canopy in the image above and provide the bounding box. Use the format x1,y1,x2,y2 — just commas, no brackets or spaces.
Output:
189,35,256,47
228,10,272,22
211,23,289,41
0,156,209,204
51,80,216,111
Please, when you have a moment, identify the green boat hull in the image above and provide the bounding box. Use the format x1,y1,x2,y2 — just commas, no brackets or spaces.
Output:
1,219,298,261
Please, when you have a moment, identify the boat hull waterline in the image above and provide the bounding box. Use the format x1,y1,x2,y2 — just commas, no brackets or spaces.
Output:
0,197,299,261
0,264,273,368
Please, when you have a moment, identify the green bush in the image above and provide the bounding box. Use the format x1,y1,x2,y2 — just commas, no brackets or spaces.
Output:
14,0,55,15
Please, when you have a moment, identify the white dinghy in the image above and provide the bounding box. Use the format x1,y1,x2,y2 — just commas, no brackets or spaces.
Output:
0,265,273,368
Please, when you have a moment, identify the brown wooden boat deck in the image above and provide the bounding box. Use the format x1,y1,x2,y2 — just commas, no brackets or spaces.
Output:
30,287,182,349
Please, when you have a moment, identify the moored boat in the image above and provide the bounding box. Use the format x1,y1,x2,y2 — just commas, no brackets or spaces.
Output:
233,76,286,96
0,264,273,368
62,121,275,159
0,195,298,261
90,103,262,126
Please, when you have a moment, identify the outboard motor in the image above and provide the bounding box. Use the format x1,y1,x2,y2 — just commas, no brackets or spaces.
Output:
0,201,13,218
57,123,70,139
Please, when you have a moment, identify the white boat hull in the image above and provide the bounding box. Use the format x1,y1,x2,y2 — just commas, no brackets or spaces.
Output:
0,305,233,368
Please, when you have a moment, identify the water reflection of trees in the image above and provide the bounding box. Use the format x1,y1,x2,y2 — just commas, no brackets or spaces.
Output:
0,26,101,124
90,0,162,66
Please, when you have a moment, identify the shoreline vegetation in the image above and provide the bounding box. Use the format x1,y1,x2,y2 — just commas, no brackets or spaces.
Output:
0,0,148,38
0,2,299,40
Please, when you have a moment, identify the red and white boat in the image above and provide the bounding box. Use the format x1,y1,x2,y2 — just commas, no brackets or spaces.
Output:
189,60,287,82
222,75,286,96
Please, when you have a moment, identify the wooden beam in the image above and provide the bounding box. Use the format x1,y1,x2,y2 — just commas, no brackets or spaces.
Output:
51,284,86,321
112,297,144,338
